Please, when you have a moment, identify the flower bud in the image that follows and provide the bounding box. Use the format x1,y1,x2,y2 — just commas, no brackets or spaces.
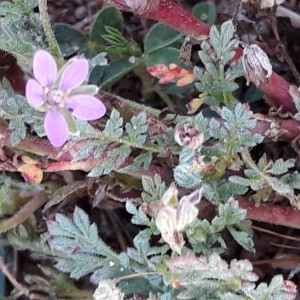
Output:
242,44,272,86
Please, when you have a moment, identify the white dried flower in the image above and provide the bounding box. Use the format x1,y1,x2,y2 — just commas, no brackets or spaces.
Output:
260,0,284,9
241,0,284,9
242,44,272,86
155,185,202,254
93,280,124,300
174,122,204,149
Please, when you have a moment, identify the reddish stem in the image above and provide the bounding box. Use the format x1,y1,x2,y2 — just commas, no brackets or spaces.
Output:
238,197,300,229
105,0,296,113
144,0,210,36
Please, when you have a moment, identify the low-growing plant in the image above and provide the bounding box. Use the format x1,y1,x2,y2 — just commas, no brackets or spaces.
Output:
0,0,300,299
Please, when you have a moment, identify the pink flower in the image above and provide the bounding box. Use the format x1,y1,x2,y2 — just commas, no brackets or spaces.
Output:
25,50,106,147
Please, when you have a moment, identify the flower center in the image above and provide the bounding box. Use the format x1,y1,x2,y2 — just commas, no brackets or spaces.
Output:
45,88,68,108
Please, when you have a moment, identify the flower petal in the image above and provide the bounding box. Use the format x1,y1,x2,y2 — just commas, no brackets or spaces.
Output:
67,95,106,120
44,109,69,147
59,59,89,90
25,79,45,108
33,50,57,87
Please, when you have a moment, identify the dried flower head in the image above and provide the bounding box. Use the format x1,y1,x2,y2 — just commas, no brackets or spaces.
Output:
241,0,284,9
155,184,202,254
93,280,124,300
147,63,194,86
174,122,204,149
25,50,106,147
242,44,272,86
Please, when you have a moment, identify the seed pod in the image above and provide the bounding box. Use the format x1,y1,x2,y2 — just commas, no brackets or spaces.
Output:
242,44,272,86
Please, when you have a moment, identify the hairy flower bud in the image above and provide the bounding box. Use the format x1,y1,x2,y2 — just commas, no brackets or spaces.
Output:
242,44,272,86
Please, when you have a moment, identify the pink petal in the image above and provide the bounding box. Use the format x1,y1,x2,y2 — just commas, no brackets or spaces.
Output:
44,109,69,147
59,59,89,90
67,95,106,120
33,50,57,87
25,79,45,108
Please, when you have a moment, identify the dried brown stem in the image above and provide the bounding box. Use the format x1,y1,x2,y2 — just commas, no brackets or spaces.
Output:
0,191,48,234
0,257,30,297
0,257,41,299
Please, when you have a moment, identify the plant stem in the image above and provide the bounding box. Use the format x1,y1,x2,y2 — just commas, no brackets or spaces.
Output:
238,197,300,229
0,257,31,298
0,191,48,234
38,0,64,66
115,271,160,283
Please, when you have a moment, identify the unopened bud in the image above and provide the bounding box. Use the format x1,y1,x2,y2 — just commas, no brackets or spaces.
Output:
242,44,272,86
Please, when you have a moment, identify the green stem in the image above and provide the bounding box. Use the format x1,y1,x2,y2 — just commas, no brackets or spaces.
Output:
94,131,180,154
38,0,64,66
115,271,161,284
102,92,185,121
219,66,230,107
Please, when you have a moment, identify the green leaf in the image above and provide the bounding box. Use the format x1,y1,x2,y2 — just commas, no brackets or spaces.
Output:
89,58,137,89
144,47,183,67
268,158,295,175
228,226,254,253
126,201,151,226
268,177,292,195
125,112,148,145
90,6,123,45
192,3,217,26
104,109,123,138
47,206,118,279
141,174,166,203
174,163,203,189
9,117,26,146
144,23,182,54
53,23,88,56
88,158,114,177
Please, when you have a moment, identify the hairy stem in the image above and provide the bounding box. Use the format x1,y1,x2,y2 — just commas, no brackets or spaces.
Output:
38,0,64,66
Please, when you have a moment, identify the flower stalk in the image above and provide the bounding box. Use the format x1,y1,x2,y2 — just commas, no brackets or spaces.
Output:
38,0,64,66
